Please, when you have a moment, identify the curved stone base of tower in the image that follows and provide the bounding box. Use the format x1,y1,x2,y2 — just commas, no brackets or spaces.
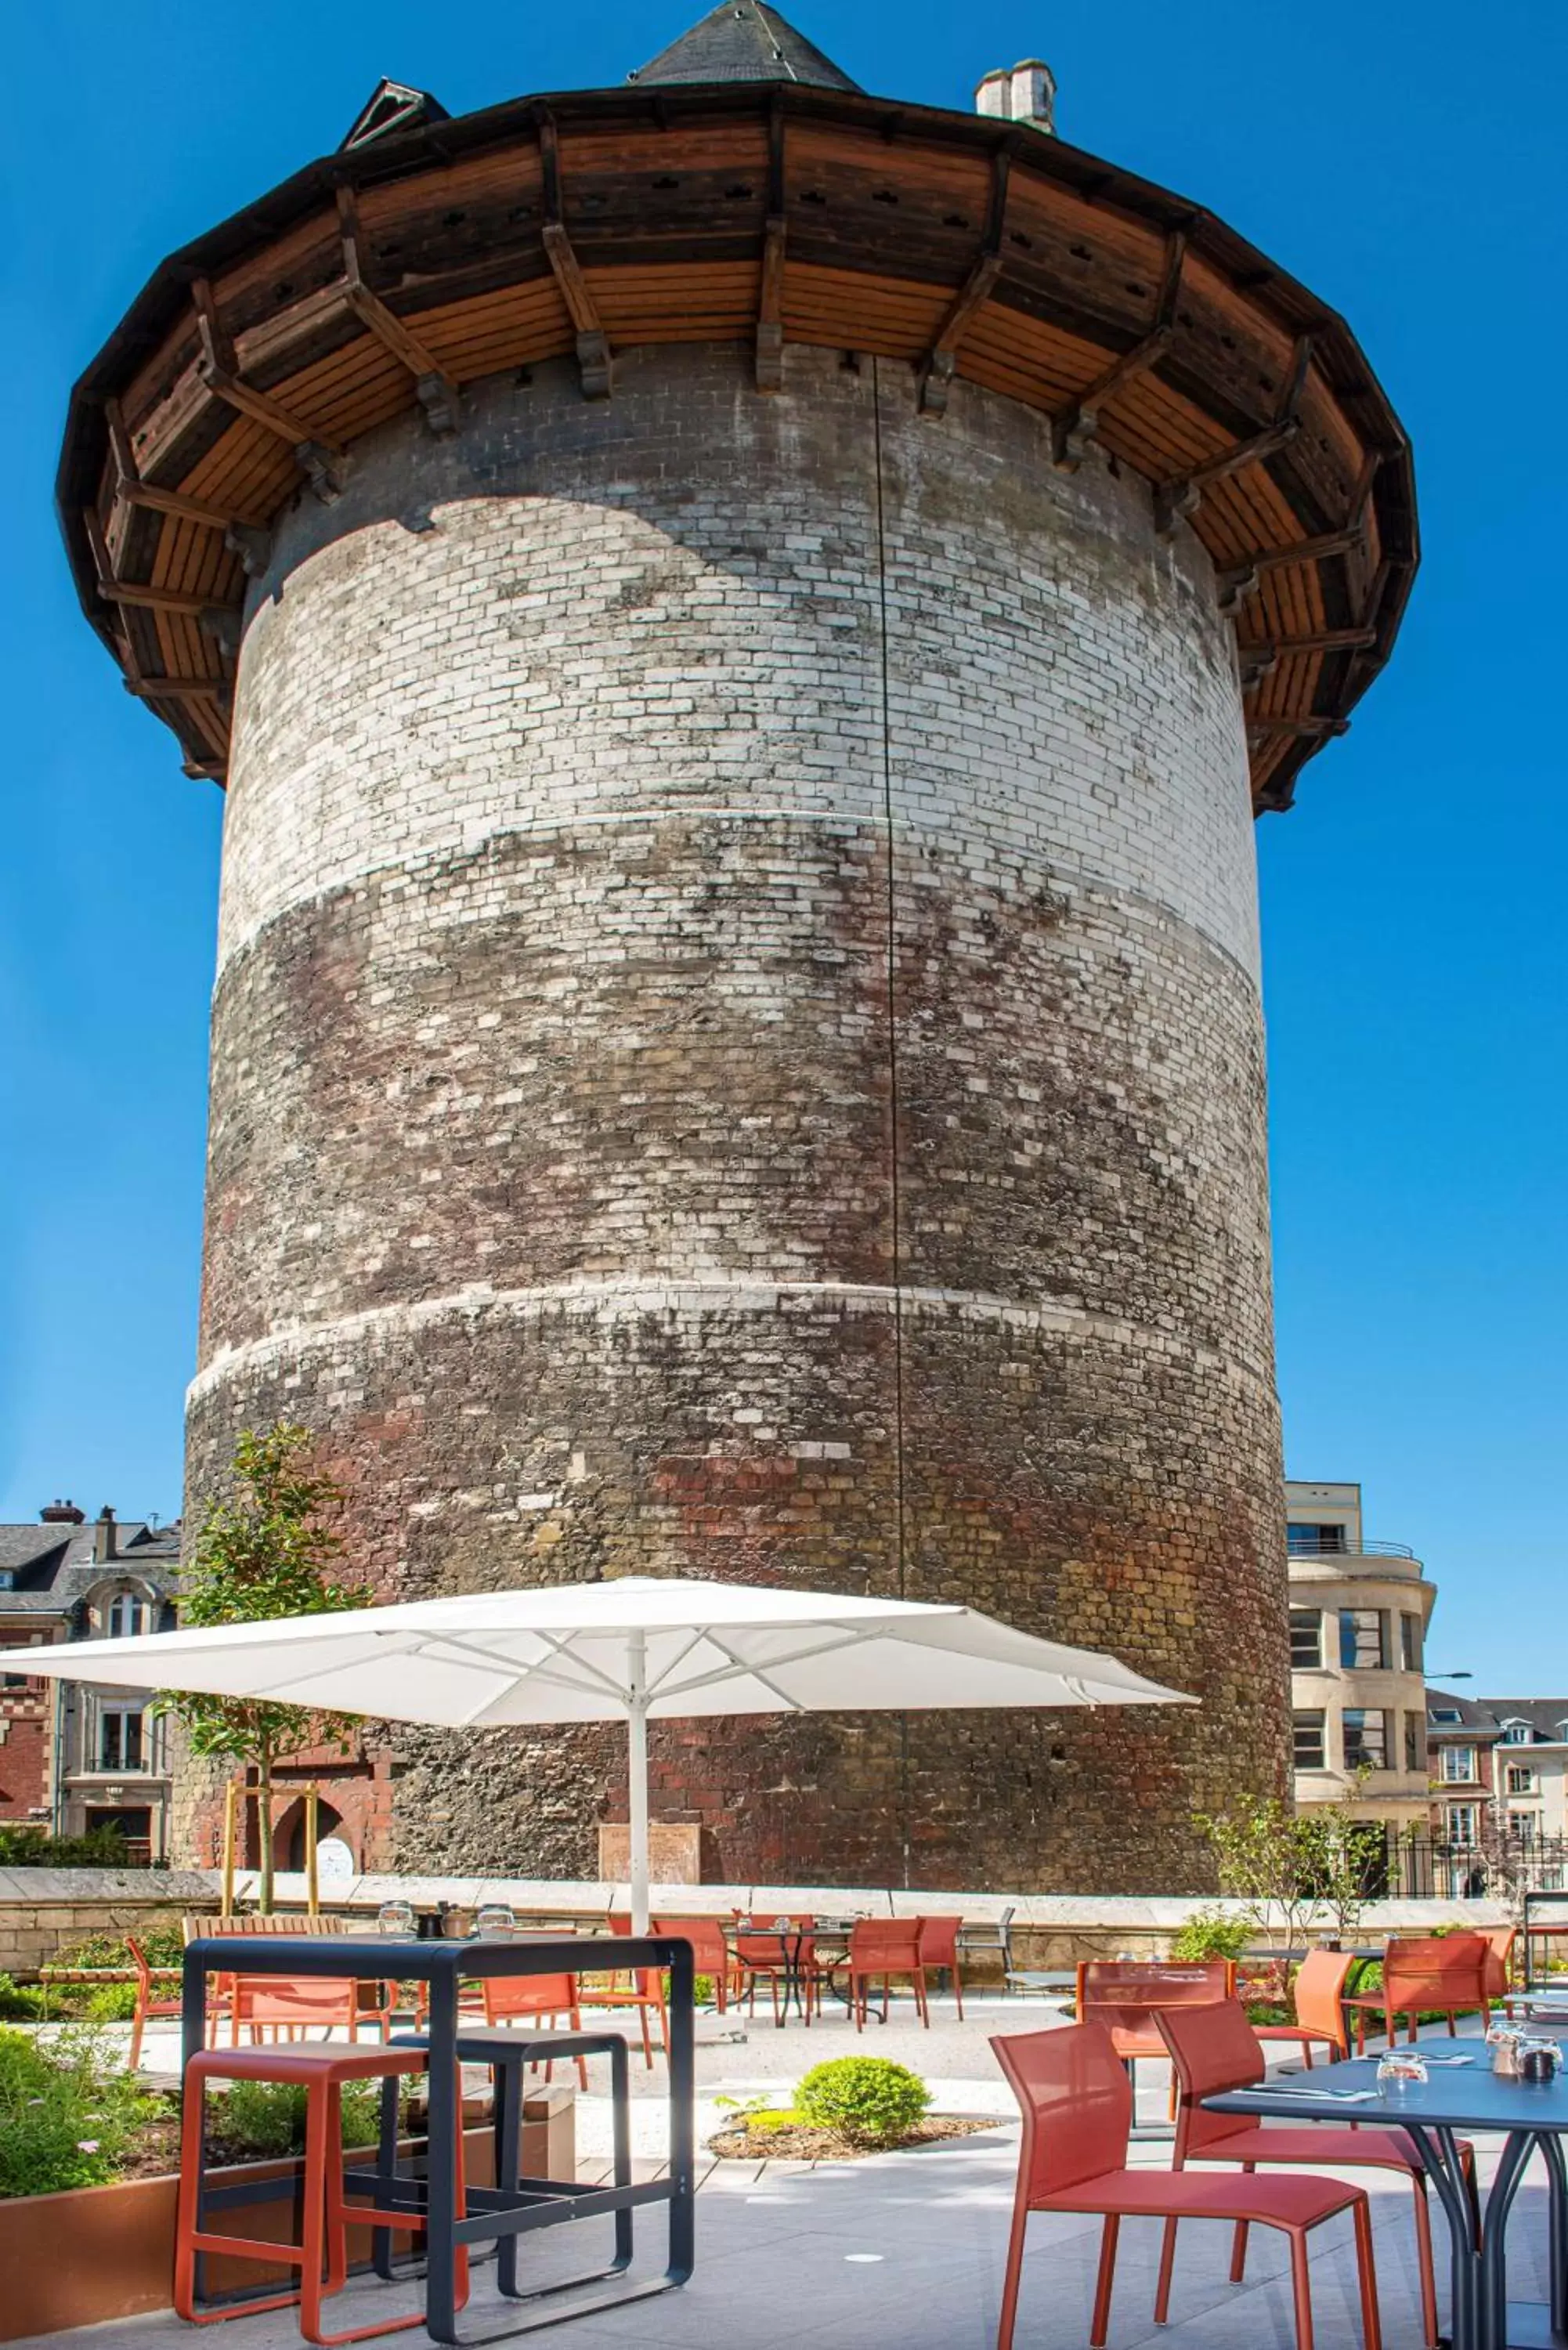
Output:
187,342,1288,1894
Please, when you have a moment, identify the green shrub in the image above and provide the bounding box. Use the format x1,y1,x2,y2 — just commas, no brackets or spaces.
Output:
795,2056,930,2145
85,1983,139,2023
1171,1907,1254,1963
0,1825,159,1871
0,1976,47,2022
218,2077,388,2160
0,2026,159,2197
58,1923,184,1971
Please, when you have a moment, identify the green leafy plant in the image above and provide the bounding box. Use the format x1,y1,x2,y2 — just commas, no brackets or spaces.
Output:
794,2056,930,2145
0,1976,47,2022
0,2026,160,2198
157,1425,373,1911
85,1983,139,2023
218,2077,392,2160
59,1923,185,1972
1196,1795,1328,1951
0,1825,152,1870
1171,1907,1253,1963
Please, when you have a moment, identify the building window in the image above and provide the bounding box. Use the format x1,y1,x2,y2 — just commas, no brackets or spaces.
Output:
107,1593,149,1639
96,1705,146,1772
1430,1707,1464,1725
1446,1803,1479,1846
1339,1609,1388,1671
1289,1610,1324,1669
1500,1722,1534,1745
1507,1765,1537,1795
1405,1713,1422,1774
1289,1523,1348,1556
1400,1613,1422,1672
1510,1812,1538,1846
1293,1712,1327,1770
1342,1708,1389,1770
1440,1745,1478,1783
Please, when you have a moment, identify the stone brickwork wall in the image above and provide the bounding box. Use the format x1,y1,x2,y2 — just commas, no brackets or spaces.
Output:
184,341,1288,1893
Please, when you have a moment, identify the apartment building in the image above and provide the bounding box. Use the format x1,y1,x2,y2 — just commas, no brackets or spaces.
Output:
1426,1694,1568,1883
0,1501,179,1860
1288,1479,1435,1827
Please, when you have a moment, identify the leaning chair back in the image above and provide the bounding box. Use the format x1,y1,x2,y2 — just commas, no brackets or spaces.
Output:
1157,1998,1268,2160
847,1919,923,1970
1383,1932,1488,2014
1077,1958,1232,2049
1289,1947,1357,2046
992,2023,1132,2202
916,1915,963,1969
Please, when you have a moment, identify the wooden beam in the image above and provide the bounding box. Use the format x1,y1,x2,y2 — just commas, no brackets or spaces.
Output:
920,150,1010,418
98,579,237,619
103,398,269,534
338,188,459,435
538,114,610,399
1245,714,1349,738
1052,230,1186,470
1156,331,1311,533
1220,527,1363,585
757,215,788,392
1238,628,1379,659
192,279,345,489
124,675,232,702
182,758,228,783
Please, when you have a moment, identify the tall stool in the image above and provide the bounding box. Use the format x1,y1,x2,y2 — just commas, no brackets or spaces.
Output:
376,2028,630,2298
175,2041,468,2345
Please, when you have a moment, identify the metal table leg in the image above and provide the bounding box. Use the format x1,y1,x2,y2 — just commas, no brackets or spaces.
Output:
425,1969,461,2345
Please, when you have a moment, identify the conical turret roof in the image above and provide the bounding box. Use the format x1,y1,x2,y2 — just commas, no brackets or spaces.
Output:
630,2,860,91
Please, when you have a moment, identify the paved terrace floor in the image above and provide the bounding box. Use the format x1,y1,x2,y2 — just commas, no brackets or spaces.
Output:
14,2003,1552,2350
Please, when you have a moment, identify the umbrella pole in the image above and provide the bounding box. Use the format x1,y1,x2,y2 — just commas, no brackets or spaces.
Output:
627,1629,650,1936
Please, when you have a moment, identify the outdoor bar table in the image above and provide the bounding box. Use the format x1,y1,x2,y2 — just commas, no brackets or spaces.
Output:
182,1931,695,2342
1206,2040,1568,2350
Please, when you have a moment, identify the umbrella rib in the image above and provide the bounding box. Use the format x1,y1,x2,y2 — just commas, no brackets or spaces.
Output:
652,1623,889,1707
641,1628,710,1700
420,1629,630,1705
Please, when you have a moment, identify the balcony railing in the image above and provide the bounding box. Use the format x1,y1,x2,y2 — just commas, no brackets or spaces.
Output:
1288,1536,1416,1559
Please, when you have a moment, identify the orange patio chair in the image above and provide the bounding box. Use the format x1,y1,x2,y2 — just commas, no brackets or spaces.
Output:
915,1915,966,2017
840,1918,930,2031
1158,1995,1469,2350
991,2023,1382,2350
1252,1947,1356,2067
480,1968,590,2090
1344,1933,1490,2052
1076,1958,1233,2116
651,1915,739,2012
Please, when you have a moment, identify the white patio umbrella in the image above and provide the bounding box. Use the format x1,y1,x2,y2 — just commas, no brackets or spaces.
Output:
27,1577,1193,1930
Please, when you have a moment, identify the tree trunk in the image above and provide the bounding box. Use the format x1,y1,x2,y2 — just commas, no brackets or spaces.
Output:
256,1747,275,1914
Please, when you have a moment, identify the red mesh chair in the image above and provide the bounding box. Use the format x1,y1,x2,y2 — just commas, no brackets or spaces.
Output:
1253,1948,1356,2067
479,1969,589,2090
1076,1958,1232,2117
840,1919,929,2031
1484,1925,1518,2009
991,2023,1382,2350
915,1915,966,2017
652,1916,738,2013
596,1915,670,2066
232,1976,378,2047
1159,1996,1468,2350
1344,1933,1490,2052
128,1934,231,2070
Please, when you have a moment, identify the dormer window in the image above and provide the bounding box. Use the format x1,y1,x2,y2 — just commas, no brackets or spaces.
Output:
1499,1721,1534,1745
106,1591,150,1639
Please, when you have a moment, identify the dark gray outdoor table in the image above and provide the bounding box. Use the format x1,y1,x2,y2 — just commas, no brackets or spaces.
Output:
1207,2039,1568,2350
721,1919,856,2026
182,1932,695,2342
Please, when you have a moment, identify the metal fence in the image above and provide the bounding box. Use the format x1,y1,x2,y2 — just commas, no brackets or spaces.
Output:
1341,1828,1568,1901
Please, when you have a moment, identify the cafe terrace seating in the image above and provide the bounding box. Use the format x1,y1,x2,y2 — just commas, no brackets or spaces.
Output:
991,2023,1382,2350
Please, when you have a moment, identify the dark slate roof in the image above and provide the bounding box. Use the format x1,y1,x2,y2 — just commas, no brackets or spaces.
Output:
0,1520,181,1615
1427,1690,1568,1740
630,3,860,91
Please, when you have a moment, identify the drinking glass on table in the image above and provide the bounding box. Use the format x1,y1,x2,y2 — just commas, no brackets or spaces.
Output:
474,1904,516,1940
1377,2048,1429,2091
378,1899,416,1938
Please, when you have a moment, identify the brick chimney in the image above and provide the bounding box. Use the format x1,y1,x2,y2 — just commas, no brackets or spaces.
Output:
974,59,1056,134
40,1499,86,1524
92,1506,117,1564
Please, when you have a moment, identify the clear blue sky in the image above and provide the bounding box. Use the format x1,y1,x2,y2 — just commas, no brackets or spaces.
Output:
1,1,1563,1685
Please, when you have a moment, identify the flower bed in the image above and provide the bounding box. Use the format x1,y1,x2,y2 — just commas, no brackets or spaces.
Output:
707,2053,995,2161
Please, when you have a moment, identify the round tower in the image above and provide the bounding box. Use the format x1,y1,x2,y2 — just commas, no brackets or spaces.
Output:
57,6,1415,1892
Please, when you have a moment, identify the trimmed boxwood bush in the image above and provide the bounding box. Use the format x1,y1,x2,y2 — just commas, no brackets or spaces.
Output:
795,2056,930,2144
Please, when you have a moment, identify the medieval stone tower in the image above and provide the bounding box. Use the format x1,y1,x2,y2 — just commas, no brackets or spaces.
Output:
59,4,1414,1892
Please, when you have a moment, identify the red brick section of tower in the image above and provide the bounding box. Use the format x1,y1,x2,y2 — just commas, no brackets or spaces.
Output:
56,5,1414,1893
